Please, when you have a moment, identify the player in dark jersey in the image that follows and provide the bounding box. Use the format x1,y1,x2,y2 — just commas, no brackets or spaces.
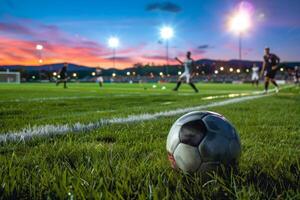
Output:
56,63,68,88
261,47,280,93
173,51,199,93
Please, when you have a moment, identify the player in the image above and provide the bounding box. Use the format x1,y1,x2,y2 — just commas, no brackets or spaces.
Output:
251,64,260,88
294,66,299,86
173,51,199,93
56,63,68,89
260,47,280,93
96,67,104,87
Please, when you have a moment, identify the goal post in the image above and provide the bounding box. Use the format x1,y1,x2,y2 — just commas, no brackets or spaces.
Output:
0,71,21,84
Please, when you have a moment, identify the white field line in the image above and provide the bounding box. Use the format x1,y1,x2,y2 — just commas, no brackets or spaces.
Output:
0,86,292,144
0,90,260,103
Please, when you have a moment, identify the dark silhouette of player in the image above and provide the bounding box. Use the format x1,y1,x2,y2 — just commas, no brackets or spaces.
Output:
173,51,199,93
261,48,280,93
56,63,68,89
294,66,299,86
96,67,103,88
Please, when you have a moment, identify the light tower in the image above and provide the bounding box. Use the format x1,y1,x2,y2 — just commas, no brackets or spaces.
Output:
36,44,43,64
108,37,120,68
160,26,174,75
229,8,251,60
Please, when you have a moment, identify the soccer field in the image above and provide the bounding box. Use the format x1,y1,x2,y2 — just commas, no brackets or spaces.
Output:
0,83,299,199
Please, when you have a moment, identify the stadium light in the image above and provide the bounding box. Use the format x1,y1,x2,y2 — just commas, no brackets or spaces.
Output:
229,6,251,60
91,72,96,76
160,26,174,75
112,73,116,77
32,76,36,79
237,69,241,73
178,71,182,75
246,69,250,73
36,44,43,50
214,70,219,74
108,37,120,68
36,44,44,65
53,72,57,76
126,72,130,76
159,72,164,76
132,72,136,76
72,73,77,77
229,68,234,72
280,68,284,72
220,67,224,71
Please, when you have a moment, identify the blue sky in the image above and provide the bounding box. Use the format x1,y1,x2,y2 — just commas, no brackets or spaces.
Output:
0,0,299,67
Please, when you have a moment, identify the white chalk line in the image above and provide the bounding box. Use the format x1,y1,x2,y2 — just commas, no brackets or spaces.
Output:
0,89,260,103
0,86,293,144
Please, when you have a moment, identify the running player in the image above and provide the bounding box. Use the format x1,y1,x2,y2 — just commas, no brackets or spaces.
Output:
251,64,260,88
96,67,104,87
260,47,280,93
294,66,299,86
173,51,199,93
56,63,68,88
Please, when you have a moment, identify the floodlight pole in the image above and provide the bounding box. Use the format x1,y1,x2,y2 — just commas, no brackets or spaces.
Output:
113,48,116,68
166,40,169,75
239,33,242,60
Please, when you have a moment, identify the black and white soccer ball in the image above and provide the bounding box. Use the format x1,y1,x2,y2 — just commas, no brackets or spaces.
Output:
166,111,241,173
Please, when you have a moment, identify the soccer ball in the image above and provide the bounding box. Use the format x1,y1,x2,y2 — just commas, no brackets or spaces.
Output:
166,111,241,173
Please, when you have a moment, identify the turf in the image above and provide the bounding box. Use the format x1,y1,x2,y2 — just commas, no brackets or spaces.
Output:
0,83,299,199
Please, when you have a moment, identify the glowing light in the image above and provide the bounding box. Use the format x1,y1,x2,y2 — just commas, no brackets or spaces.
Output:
112,73,116,77
229,10,251,34
220,67,224,71
246,69,250,73
53,72,57,76
108,37,119,48
57,75,61,78
38,59,43,64
229,68,234,72
237,69,241,73
126,72,130,76
72,73,77,77
132,72,136,76
91,72,96,76
32,76,36,79
159,72,164,76
214,70,219,74
280,68,284,72
36,44,43,50
160,26,174,40
178,71,182,75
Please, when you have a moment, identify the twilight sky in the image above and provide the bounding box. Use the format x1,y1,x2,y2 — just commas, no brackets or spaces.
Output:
0,0,299,68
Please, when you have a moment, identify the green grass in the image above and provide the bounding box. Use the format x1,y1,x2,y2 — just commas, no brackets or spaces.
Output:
0,83,299,199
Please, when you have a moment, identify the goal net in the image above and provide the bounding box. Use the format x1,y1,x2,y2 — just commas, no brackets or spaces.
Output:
0,71,21,84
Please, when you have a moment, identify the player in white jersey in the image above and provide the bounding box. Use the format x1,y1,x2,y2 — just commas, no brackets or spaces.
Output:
173,51,198,92
96,67,103,87
251,64,260,88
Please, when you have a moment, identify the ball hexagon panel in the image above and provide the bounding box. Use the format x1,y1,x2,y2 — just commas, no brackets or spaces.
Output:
179,119,206,147
173,143,201,173
166,123,181,154
202,115,237,139
198,131,231,163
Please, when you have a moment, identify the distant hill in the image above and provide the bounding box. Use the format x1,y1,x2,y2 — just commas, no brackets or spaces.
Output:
1,59,299,76
0,63,95,72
